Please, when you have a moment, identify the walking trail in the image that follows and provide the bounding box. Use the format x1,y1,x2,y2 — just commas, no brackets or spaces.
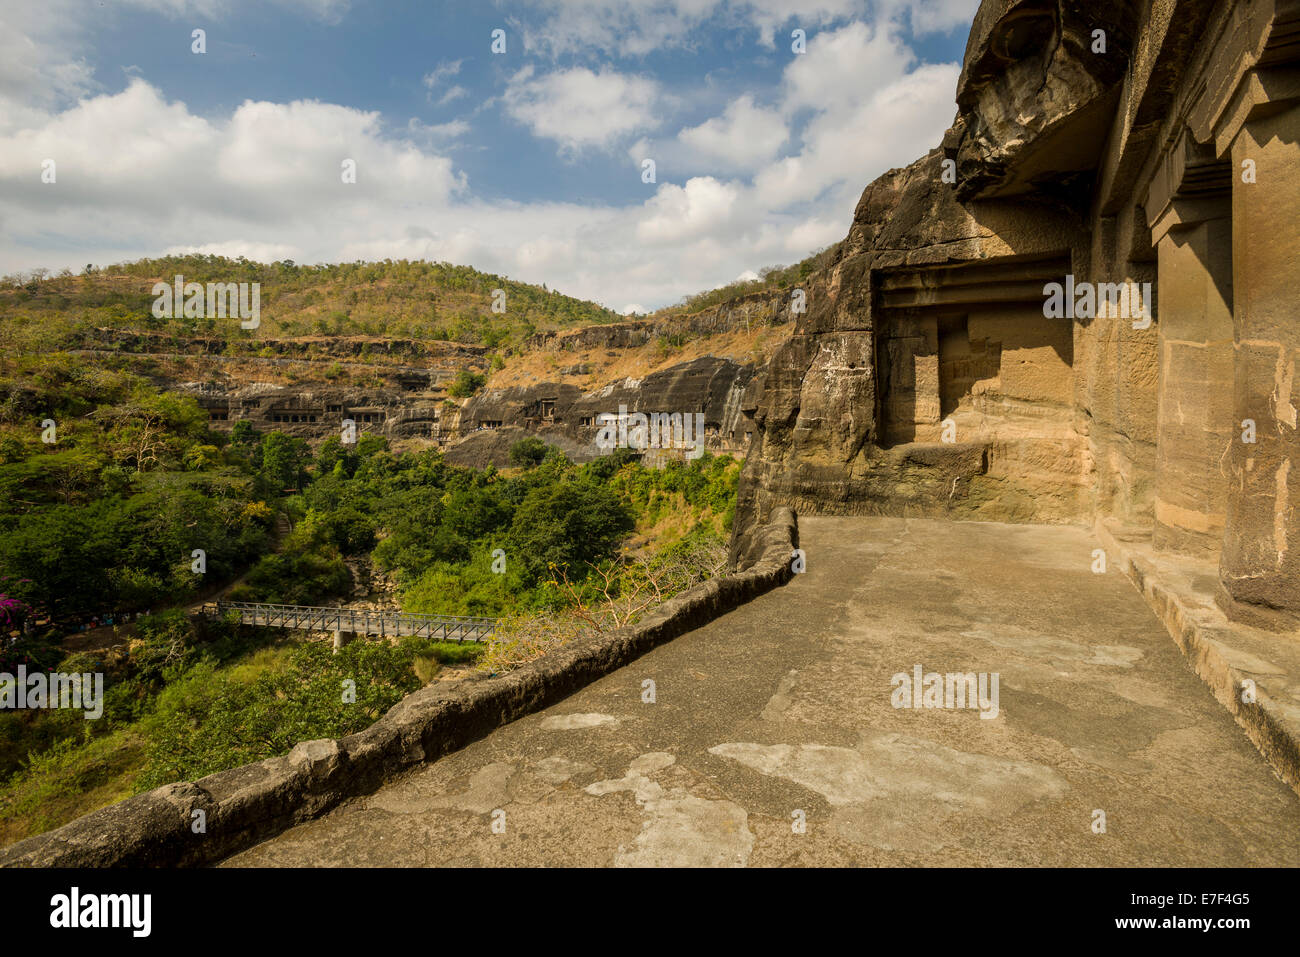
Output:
225,516,1300,867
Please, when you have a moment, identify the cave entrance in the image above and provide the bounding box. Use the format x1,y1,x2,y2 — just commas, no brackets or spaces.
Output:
875,255,1073,447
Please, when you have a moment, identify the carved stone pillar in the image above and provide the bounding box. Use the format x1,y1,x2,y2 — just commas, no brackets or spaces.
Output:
1147,134,1235,557
1220,101,1300,628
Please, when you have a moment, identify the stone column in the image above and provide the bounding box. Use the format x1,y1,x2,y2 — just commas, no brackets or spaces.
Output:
1220,102,1300,628
1152,199,1235,557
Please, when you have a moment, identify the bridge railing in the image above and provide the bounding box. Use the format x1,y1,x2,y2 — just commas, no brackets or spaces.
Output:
205,600,496,642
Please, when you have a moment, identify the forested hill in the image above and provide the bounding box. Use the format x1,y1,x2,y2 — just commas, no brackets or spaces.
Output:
0,256,622,348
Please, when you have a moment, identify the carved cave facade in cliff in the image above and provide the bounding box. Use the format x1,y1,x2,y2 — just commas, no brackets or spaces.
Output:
736,0,1300,633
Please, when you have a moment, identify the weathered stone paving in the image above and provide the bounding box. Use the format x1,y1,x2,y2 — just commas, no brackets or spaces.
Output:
225,517,1300,867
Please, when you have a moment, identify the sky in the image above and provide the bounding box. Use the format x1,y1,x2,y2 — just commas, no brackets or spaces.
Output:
0,0,978,313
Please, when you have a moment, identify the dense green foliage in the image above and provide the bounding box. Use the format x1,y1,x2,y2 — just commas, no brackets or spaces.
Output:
0,361,274,618
0,305,742,843
137,637,439,787
0,362,740,842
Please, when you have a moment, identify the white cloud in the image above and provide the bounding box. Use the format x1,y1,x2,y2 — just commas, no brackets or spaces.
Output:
0,79,463,238
503,65,661,153
677,95,787,170
750,22,957,209
422,59,468,106
121,0,350,23
782,20,914,114
743,0,864,48
0,5,971,312
0,0,98,133
0,0,356,136
636,177,743,245
782,216,844,254
164,239,301,261
411,118,470,139
881,0,980,36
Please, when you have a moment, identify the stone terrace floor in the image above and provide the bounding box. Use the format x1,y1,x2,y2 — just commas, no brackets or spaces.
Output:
224,517,1300,867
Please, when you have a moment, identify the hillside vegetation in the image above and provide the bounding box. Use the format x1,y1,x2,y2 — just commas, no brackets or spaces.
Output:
0,255,622,350
650,242,839,320
0,333,738,844
0,251,771,845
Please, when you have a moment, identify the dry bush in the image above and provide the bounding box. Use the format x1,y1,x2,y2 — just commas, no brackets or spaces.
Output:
413,655,441,684
478,535,727,676
553,537,726,630
476,611,590,675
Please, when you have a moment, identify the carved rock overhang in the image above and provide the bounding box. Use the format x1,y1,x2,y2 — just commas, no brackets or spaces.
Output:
1137,0,1300,248
952,0,1141,204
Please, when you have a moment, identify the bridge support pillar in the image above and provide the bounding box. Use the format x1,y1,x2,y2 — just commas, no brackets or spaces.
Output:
332,630,353,653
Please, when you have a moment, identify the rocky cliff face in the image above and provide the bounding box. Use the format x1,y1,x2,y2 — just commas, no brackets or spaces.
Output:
735,151,1088,540
733,0,1151,545
109,281,803,459
449,355,757,467
732,0,1300,631
443,280,813,467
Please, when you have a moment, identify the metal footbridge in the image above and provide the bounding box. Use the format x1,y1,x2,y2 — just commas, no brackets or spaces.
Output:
204,600,496,643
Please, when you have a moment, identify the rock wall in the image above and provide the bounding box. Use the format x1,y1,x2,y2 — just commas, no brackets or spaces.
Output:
733,0,1300,632
524,285,805,354
452,355,760,466
184,380,452,442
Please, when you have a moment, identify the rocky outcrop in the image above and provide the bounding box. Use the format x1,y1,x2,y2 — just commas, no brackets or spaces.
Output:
525,284,806,354
736,147,1087,535
84,327,487,361
181,380,452,442
454,355,759,465
733,0,1300,633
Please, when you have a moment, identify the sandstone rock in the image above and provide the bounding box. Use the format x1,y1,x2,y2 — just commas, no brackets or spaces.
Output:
733,0,1300,632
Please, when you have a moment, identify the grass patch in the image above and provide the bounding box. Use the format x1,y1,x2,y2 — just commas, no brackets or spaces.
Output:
0,727,147,846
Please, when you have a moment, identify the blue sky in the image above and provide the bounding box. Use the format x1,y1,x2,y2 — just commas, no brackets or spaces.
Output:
0,0,978,311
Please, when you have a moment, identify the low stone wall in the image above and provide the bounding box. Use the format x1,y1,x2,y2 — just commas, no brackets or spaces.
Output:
0,509,798,868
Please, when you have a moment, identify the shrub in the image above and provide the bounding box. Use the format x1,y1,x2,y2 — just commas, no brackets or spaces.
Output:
447,370,486,398
508,437,549,469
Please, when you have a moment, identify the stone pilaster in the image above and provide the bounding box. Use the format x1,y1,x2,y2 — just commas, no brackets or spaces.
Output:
1219,102,1300,627
1150,193,1235,557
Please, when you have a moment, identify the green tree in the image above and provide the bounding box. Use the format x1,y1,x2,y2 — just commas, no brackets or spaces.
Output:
447,370,486,398
508,437,549,469
508,479,633,584
259,431,309,492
